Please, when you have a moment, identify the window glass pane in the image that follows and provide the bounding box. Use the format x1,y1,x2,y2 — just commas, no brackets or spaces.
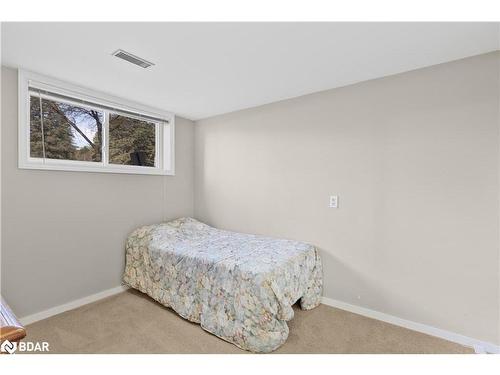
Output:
29,95,103,162
29,96,44,158
109,114,156,167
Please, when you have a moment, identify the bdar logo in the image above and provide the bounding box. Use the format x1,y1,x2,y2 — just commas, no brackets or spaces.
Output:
1,340,17,354
0,339,49,353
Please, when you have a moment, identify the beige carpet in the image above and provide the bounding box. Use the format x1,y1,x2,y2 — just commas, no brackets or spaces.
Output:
25,289,473,354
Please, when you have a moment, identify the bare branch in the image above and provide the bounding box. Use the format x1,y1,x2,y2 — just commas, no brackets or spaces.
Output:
48,102,96,149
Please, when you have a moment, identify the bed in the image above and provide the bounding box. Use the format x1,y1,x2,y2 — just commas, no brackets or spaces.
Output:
123,217,323,353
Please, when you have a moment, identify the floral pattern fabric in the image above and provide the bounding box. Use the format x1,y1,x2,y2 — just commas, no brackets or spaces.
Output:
123,217,323,353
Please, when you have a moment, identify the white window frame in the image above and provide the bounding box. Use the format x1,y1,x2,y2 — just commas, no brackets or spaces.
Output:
18,70,175,176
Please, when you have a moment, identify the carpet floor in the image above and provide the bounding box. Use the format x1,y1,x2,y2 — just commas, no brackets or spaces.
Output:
25,289,473,354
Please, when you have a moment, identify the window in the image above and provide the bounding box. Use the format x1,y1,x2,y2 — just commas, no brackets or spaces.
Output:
19,70,174,175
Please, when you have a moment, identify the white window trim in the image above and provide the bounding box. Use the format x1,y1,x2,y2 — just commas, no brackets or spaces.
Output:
18,69,175,176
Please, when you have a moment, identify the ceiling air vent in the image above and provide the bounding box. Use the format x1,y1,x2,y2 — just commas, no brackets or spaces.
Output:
112,49,154,68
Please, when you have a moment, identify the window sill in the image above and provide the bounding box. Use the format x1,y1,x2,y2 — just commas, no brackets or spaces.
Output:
19,160,175,176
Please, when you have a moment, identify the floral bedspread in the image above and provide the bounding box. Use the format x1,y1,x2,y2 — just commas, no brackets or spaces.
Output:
123,217,323,353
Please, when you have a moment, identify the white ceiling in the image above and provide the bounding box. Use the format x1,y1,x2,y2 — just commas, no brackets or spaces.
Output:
2,22,499,120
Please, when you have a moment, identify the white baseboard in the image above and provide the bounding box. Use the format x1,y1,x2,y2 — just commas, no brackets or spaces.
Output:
16,286,499,354
321,296,500,354
20,285,129,326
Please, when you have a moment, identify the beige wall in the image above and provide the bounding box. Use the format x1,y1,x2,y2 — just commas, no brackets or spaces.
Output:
195,52,500,344
0,66,195,317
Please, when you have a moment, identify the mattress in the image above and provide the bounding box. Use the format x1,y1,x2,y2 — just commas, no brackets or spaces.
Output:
123,217,323,353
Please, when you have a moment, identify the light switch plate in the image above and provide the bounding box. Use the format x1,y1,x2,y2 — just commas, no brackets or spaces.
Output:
329,195,338,208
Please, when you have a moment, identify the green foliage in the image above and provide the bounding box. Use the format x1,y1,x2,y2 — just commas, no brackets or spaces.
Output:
42,101,80,160
29,97,44,158
109,114,155,167
30,97,100,161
